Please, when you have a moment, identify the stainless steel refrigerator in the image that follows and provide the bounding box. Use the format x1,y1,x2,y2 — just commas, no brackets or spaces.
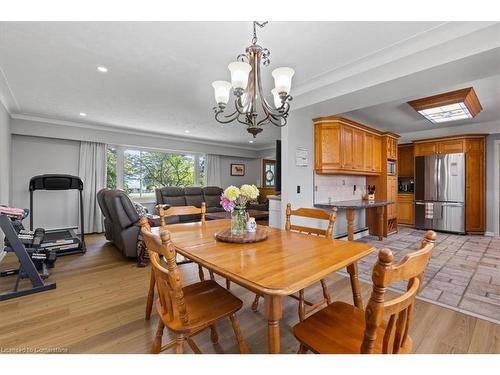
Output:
414,152,466,233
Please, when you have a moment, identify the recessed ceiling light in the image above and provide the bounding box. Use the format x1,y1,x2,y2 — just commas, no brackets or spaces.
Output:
184,130,190,134
249,140,254,143
97,66,108,73
408,87,482,124
79,112,87,117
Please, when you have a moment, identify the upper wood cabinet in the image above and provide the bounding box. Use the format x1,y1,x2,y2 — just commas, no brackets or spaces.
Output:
314,122,342,171
398,144,414,177
387,138,398,160
314,117,390,175
414,142,436,156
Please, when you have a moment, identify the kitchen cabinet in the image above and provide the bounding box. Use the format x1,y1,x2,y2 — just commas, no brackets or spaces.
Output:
398,144,414,177
397,193,414,225
414,142,437,156
438,139,464,154
387,176,398,219
465,138,485,233
387,138,398,160
314,122,342,171
314,117,384,175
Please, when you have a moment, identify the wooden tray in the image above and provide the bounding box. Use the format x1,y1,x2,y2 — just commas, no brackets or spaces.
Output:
215,227,268,243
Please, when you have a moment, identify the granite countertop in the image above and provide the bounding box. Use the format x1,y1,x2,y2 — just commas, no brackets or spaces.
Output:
267,195,281,201
314,199,395,209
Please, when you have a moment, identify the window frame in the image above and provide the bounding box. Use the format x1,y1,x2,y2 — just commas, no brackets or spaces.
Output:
107,144,206,203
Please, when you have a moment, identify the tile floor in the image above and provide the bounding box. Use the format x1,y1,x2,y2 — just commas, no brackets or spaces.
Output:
347,227,500,323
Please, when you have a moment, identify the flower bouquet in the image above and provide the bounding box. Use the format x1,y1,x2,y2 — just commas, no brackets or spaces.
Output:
220,184,260,235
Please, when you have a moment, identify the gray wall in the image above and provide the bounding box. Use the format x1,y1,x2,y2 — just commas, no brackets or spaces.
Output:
219,156,261,188
0,102,9,206
11,135,81,231
486,133,500,234
0,102,10,248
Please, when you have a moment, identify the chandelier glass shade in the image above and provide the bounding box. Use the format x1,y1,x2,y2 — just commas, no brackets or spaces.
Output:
211,22,295,137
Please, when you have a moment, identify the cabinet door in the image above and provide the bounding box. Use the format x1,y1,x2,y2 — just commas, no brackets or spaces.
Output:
465,139,485,233
372,136,382,172
398,146,414,177
387,176,398,219
397,201,414,225
364,133,374,171
438,139,464,154
387,138,397,160
353,129,364,170
414,142,437,156
315,123,341,171
341,126,354,169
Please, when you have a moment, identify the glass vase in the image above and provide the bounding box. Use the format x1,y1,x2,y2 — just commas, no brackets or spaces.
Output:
231,207,247,236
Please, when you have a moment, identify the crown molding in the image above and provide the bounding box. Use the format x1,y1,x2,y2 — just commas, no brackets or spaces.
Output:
10,113,275,152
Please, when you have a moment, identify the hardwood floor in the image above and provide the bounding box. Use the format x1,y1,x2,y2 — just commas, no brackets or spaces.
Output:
0,234,498,354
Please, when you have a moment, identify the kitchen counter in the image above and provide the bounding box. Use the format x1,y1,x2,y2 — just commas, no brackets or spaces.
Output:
315,200,394,241
315,199,394,210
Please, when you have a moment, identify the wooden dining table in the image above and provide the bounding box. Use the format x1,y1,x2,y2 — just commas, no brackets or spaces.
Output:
152,219,375,354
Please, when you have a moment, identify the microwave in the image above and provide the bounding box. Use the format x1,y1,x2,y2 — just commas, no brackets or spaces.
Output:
387,161,396,175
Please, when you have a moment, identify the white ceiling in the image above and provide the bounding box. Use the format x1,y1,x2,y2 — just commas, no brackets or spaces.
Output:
341,74,500,137
0,21,453,148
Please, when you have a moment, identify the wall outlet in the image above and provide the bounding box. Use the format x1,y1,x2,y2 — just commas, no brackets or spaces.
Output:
297,185,301,194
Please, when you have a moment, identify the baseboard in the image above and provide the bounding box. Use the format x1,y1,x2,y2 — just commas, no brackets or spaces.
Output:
334,227,369,241
484,231,495,237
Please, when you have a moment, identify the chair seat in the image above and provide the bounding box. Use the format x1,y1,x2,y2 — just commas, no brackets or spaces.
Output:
293,301,412,354
157,280,243,333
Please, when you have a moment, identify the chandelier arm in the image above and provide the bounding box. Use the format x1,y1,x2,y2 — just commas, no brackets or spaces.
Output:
214,107,241,124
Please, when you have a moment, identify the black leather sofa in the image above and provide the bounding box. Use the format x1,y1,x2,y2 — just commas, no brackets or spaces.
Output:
97,188,141,258
155,186,225,223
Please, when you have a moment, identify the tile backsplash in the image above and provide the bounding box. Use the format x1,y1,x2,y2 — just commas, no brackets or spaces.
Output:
314,174,367,204
314,174,367,237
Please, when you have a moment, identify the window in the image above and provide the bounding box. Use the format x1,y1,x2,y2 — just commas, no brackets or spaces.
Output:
106,147,117,189
106,146,204,202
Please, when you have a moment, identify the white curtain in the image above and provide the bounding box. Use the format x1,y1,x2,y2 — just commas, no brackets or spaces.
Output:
78,141,106,233
205,154,221,187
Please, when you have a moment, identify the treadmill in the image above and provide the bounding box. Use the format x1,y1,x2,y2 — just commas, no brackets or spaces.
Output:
29,174,86,256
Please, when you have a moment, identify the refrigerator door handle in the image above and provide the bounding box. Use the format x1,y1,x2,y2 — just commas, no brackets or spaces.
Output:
415,202,425,205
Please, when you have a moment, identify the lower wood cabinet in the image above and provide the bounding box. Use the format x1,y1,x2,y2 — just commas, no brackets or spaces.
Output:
397,194,414,225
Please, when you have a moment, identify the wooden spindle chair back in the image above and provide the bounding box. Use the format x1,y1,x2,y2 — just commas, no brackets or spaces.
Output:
361,230,436,354
157,202,206,226
141,224,189,329
285,203,337,237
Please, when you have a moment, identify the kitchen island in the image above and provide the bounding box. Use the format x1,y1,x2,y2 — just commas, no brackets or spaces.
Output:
315,199,394,241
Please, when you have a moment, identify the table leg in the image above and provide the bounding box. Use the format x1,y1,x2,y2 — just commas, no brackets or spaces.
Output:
264,294,282,354
376,206,384,241
346,208,355,241
346,262,363,308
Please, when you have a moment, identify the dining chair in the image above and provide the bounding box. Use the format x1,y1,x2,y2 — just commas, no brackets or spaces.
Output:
141,221,249,354
293,230,436,354
251,203,338,321
145,203,214,320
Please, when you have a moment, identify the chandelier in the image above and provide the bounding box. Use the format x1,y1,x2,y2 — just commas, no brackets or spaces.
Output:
211,22,295,137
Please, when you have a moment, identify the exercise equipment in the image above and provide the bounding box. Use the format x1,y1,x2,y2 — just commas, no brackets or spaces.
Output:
29,174,86,255
0,214,56,301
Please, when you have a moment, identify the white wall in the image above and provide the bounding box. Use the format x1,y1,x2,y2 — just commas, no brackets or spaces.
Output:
486,133,500,235
11,135,80,231
0,102,10,250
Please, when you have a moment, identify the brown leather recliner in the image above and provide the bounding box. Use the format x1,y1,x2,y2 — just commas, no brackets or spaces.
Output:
97,188,141,258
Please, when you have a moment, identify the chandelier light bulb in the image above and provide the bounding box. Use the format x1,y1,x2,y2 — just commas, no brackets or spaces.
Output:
272,67,295,95
211,81,232,105
228,61,252,91
271,88,282,109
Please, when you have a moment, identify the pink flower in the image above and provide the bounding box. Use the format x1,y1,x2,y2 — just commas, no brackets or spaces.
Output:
220,193,236,212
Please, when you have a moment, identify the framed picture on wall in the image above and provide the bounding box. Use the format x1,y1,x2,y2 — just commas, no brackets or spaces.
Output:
230,163,245,176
